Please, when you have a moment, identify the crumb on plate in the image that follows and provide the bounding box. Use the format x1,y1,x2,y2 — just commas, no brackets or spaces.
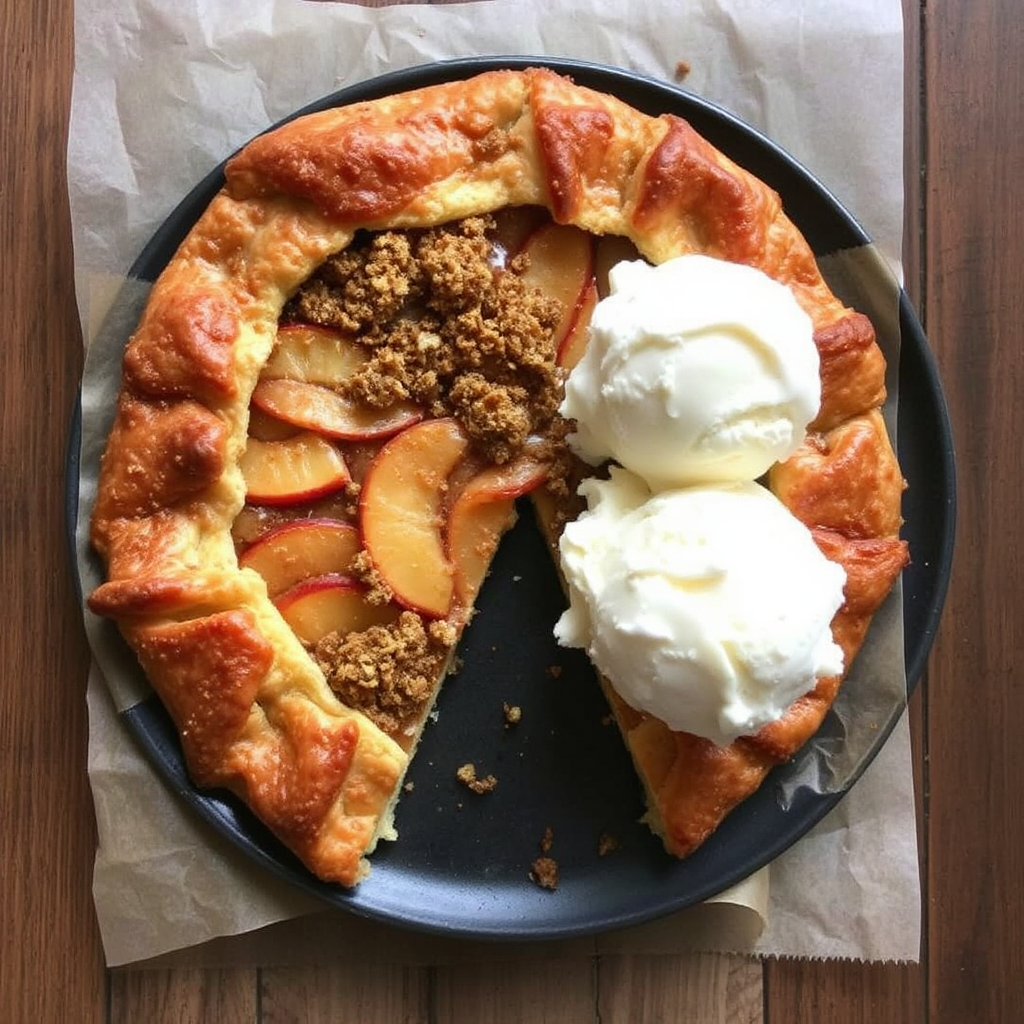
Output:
530,856,559,891
456,762,498,794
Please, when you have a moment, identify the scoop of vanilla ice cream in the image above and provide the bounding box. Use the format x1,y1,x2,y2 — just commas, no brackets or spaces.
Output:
561,255,820,489
555,470,846,747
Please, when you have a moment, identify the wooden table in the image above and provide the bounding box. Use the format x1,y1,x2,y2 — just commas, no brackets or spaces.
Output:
3,1,1019,1020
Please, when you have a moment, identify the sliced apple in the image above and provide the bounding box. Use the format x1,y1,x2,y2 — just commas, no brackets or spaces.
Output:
232,494,354,549
247,405,300,442
239,518,362,598
359,418,470,618
240,432,350,506
448,450,549,608
262,324,368,384
252,378,423,441
490,206,550,266
517,222,596,351
556,280,599,370
555,234,640,368
274,573,401,644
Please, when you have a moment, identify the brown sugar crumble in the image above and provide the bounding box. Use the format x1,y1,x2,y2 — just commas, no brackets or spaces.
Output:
503,702,522,727
284,215,568,467
348,549,394,605
530,827,559,890
311,612,454,739
530,857,559,891
456,762,498,794
597,833,620,857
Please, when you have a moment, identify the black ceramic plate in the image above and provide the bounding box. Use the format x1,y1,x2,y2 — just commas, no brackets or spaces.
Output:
69,57,955,940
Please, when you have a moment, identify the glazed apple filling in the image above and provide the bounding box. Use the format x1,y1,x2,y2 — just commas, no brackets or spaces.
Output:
232,210,620,745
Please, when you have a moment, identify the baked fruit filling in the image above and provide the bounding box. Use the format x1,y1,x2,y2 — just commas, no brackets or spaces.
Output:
86,68,909,887
230,211,594,747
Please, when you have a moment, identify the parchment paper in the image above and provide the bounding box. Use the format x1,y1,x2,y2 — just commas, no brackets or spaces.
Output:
69,0,919,967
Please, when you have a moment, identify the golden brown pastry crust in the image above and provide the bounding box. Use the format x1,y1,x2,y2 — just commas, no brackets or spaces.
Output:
88,67,906,884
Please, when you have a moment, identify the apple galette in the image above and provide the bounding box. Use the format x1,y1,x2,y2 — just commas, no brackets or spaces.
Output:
87,68,907,886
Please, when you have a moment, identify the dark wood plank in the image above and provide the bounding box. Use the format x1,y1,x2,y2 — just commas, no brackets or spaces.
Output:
902,0,925,310
922,0,1024,1020
110,969,257,1024
434,958,596,1024
261,964,431,1024
0,0,108,1021
599,954,762,1024
766,961,924,1023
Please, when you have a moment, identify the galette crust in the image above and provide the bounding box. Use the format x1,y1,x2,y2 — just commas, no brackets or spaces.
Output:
88,68,907,884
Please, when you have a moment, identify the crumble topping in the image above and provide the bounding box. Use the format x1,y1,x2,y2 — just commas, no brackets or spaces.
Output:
530,857,559,890
284,215,566,465
530,827,559,890
311,612,454,738
348,549,394,606
456,763,498,794
539,825,554,853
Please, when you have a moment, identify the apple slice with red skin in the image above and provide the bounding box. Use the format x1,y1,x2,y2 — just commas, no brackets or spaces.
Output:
489,206,550,266
239,518,362,598
240,432,350,506
556,279,599,371
247,405,300,442
274,573,400,644
262,324,368,385
517,222,596,352
448,448,549,608
231,493,354,550
252,378,423,442
359,418,470,619
556,235,641,368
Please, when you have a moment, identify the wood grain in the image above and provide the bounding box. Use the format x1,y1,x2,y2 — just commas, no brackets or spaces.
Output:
599,954,762,1024
0,1,107,1021
767,961,925,1024
434,958,597,1023
109,969,257,1024
923,0,1024,1020
261,964,431,1023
